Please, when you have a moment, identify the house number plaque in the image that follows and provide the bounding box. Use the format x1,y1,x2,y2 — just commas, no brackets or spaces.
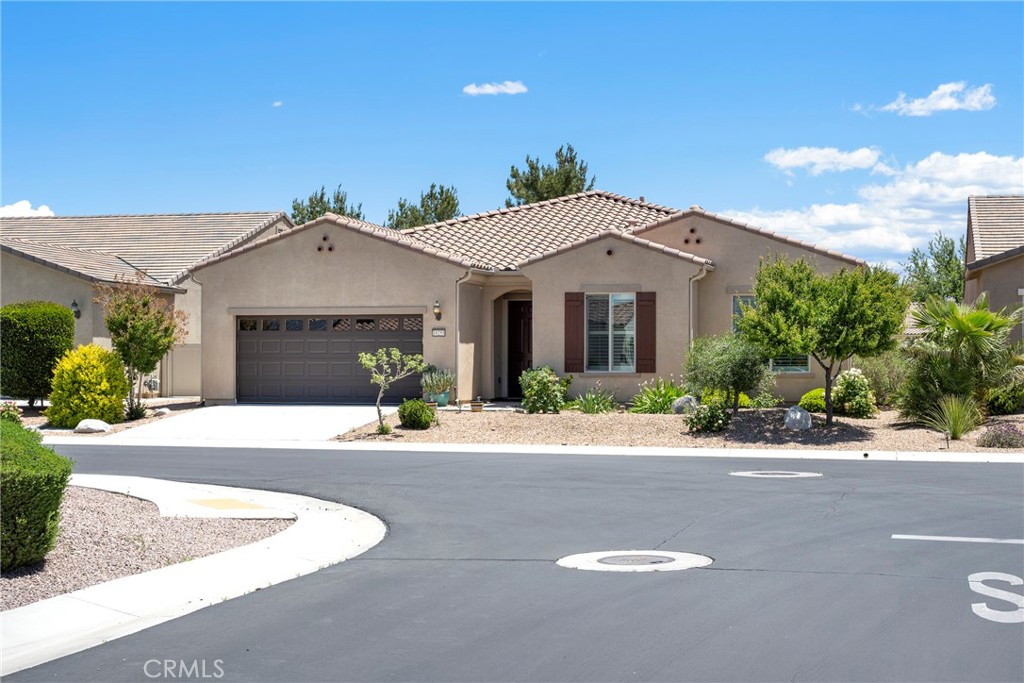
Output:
432,328,446,337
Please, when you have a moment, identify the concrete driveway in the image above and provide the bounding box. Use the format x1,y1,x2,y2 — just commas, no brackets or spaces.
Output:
102,404,389,445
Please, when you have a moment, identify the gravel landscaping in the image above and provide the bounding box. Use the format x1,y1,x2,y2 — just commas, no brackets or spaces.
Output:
18,397,202,436
0,487,292,611
337,407,1024,452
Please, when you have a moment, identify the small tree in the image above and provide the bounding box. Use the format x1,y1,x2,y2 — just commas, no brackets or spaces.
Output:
0,301,75,405
94,274,188,419
685,334,773,411
736,257,908,425
357,348,427,433
505,144,596,207
291,184,365,225
386,184,461,229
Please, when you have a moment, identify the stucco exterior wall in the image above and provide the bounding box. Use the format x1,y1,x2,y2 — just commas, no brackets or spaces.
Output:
639,215,860,400
520,235,701,402
194,223,469,403
965,254,1024,342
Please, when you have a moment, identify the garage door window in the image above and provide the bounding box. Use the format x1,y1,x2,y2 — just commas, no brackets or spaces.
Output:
309,318,327,332
262,319,280,332
356,319,375,331
286,319,304,332
333,318,350,331
239,319,257,332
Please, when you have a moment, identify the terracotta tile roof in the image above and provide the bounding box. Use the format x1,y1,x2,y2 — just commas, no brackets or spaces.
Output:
0,212,291,284
518,229,715,269
0,237,177,290
967,195,1024,263
400,191,678,271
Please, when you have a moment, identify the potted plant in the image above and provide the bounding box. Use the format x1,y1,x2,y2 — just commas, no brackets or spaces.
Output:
421,367,455,407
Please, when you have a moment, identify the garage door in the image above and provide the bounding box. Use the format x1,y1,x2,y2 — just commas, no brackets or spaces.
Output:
236,314,424,403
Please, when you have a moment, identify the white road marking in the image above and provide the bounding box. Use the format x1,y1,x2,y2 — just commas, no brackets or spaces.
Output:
892,534,1024,545
968,572,1024,623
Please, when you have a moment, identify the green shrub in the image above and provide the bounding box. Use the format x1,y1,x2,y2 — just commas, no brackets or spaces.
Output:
683,402,732,433
1,401,23,425
519,366,572,414
685,333,772,411
420,367,455,396
987,377,1024,416
701,389,751,408
799,388,826,413
833,368,877,418
977,423,1024,448
398,398,435,429
1,420,74,570
0,301,75,403
47,345,130,428
566,384,617,414
628,376,686,414
854,350,909,407
921,394,982,440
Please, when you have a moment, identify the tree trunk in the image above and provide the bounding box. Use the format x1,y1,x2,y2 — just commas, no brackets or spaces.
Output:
376,386,385,429
823,364,835,426
732,388,740,412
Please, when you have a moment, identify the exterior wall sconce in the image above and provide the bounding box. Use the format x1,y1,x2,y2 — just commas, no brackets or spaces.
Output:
71,300,81,319
433,300,442,320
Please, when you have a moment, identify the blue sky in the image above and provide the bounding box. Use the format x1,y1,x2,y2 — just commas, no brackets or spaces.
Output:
3,2,1022,265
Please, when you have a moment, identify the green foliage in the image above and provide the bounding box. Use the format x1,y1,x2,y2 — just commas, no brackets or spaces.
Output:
685,334,772,411
566,383,617,414
420,367,455,395
46,344,130,428
832,368,877,418
1,401,24,425
799,388,827,413
701,389,751,408
0,301,75,403
854,350,910,408
358,347,427,431
505,144,596,207
628,376,687,414
386,184,460,229
290,184,364,225
519,366,572,414
977,423,1024,448
1,420,73,570
921,394,982,440
902,232,966,303
987,377,1024,416
683,402,732,433
96,276,187,418
736,258,908,425
376,422,392,435
397,399,435,430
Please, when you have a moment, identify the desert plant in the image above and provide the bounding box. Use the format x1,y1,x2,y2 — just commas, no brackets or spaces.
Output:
683,402,732,433
976,423,1024,448
685,333,772,411
921,394,983,440
986,375,1024,416
358,347,427,432
628,376,686,414
832,368,877,418
519,366,572,413
47,345,130,428
398,398,435,429
567,383,617,414
799,388,826,413
854,350,910,408
1,401,23,425
1,420,74,570
420,367,455,396
0,301,75,404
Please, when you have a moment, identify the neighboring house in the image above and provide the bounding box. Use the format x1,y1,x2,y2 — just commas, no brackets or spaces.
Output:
963,195,1024,342
192,191,863,405
0,212,293,395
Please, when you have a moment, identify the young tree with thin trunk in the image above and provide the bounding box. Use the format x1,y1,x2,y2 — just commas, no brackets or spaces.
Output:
357,347,427,433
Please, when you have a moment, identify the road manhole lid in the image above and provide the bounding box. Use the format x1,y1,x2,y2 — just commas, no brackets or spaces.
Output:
729,470,823,478
557,550,713,572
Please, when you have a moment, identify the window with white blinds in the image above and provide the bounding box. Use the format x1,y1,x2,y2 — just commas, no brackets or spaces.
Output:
586,293,636,372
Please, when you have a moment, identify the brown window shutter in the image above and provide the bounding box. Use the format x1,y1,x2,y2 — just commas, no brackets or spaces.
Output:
564,292,585,373
636,291,656,373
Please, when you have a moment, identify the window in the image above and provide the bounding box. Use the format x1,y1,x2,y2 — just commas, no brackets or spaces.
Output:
238,319,257,332
732,295,810,373
308,318,327,332
286,319,304,332
586,293,636,372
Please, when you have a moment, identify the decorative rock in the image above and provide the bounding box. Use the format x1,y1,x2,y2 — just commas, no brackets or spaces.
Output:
153,407,171,416
784,406,812,430
671,395,700,415
74,419,112,434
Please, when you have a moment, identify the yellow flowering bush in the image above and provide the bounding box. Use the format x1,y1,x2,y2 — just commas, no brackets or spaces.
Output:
47,345,129,428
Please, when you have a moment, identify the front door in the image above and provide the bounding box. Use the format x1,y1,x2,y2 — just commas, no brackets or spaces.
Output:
507,301,533,398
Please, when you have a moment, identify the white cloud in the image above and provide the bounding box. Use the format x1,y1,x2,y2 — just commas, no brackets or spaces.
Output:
272,101,283,107
728,150,1023,264
462,80,528,96
880,81,996,117
764,146,880,176
0,200,54,217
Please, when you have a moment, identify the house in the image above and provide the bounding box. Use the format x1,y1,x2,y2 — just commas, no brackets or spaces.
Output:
963,195,1024,342
191,191,863,405
0,212,293,395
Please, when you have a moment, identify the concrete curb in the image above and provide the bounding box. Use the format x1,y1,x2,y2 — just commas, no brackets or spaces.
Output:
40,435,1024,463
0,475,387,676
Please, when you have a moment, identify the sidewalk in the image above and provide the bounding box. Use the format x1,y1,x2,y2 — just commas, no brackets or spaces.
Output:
0,475,386,676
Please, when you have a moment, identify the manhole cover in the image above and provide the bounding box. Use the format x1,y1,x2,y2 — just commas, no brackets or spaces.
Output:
557,550,713,572
729,470,823,478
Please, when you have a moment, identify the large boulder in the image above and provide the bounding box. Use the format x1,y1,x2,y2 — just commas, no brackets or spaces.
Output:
784,406,812,431
671,395,700,415
74,419,112,434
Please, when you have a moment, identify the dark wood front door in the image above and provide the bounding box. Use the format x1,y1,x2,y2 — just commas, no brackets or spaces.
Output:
507,301,533,398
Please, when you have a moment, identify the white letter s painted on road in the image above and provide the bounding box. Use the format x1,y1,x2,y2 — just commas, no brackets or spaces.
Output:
968,572,1024,623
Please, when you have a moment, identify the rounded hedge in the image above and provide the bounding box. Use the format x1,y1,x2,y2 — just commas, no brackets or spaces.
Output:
0,301,75,402
798,388,826,413
1,420,74,571
47,344,129,428
398,398,435,430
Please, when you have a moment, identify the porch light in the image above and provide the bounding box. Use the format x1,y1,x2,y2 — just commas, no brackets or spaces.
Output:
71,300,81,319
433,300,442,320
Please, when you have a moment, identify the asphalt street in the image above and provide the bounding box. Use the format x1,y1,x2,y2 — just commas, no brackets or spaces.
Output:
11,445,1024,683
